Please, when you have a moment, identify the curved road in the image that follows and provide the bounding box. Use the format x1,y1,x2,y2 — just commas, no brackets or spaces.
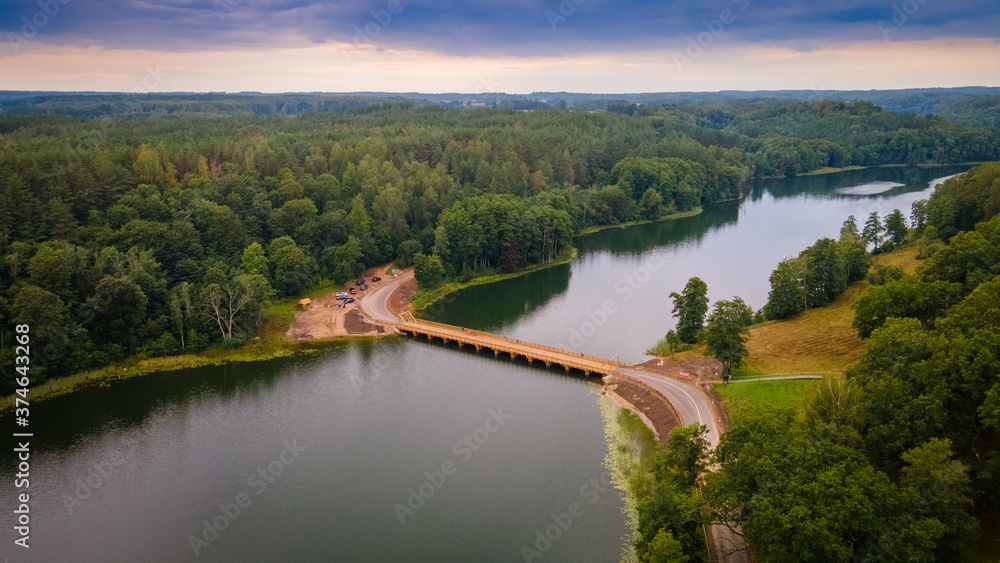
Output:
359,269,415,323
617,367,748,563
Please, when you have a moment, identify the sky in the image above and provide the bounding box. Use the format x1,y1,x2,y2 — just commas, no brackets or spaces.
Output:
0,0,998,93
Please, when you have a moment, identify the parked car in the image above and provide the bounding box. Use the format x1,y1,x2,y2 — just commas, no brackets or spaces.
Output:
349,288,357,295
371,276,382,282
336,292,349,299
344,298,355,304
355,279,364,285
360,284,368,290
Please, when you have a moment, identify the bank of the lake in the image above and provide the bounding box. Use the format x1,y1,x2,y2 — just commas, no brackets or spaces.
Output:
578,206,703,236
412,248,577,312
413,206,708,312
0,334,382,414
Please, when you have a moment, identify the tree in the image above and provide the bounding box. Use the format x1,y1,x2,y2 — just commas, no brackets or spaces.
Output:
840,215,860,240
670,277,709,344
802,237,847,307
804,376,864,430
641,529,689,563
413,253,445,289
851,275,959,338
767,256,807,319
707,405,944,563
703,297,753,376
639,187,666,220
395,239,422,268
899,438,978,558
324,236,365,285
662,423,710,489
267,236,315,297
169,282,193,348
241,242,269,277
863,211,884,251
203,278,253,343
911,200,928,231
884,209,908,248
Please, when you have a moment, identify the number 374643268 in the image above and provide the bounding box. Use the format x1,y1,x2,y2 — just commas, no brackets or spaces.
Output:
14,324,30,417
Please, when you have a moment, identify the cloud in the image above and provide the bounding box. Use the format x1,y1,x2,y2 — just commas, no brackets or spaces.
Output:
1,0,998,58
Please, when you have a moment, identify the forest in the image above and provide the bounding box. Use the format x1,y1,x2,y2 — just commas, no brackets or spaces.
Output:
1,101,998,394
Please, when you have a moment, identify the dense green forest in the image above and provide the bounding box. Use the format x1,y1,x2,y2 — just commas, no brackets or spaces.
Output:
1,102,997,395
684,162,1000,562
4,88,1000,130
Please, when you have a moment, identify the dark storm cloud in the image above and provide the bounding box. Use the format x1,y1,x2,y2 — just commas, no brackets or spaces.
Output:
2,0,998,55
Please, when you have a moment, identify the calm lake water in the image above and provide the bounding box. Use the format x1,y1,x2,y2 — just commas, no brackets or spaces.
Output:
0,165,968,562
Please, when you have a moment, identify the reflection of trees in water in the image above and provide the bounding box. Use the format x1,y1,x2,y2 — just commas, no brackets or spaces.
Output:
422,262,572,329
575,200,741,258
753,164,971,201
22,346,348,454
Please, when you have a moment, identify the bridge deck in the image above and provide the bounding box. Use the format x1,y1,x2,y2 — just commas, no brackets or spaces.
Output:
392,314,623,376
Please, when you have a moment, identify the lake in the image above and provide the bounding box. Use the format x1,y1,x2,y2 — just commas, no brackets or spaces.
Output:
0,164,968,562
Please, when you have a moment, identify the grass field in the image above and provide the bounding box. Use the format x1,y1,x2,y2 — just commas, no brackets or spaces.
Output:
714,379,821,414
744,245,921,375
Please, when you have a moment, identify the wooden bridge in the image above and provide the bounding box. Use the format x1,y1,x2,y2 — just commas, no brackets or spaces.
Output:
391,312,624,376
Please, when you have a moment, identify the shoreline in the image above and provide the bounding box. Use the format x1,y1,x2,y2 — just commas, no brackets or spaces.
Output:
577,206,703,236
757,161,983,180
413,205,708,312
412,248,577,312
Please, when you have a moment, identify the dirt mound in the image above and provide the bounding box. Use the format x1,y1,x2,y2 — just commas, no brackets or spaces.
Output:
604,375,681,441
388,277,417,316
636,356,724,381
345,307,384,335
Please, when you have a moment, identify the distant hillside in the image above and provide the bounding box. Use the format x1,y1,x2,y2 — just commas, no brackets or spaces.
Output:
0,87,998,129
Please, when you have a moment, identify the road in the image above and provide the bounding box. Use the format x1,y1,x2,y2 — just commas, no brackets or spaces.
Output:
359,269,415,323
617,367,749,563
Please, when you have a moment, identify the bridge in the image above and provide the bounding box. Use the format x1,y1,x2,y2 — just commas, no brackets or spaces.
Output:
391,312,624,376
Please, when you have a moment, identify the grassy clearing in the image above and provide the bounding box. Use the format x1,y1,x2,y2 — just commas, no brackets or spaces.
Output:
0,334,305,414
745,246,920,375
714,379,820,415
644,338,693,356
412,248,576,311
265,281,342,325
578,207,702,236
799,165,868,176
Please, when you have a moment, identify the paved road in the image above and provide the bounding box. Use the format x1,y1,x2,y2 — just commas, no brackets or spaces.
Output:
617,367,749,563
359,270,414,323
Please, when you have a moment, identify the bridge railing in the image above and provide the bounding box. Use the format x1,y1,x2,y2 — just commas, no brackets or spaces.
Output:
395,317,626,368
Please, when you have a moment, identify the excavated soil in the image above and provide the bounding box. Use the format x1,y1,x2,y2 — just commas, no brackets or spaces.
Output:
604,375,682,441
